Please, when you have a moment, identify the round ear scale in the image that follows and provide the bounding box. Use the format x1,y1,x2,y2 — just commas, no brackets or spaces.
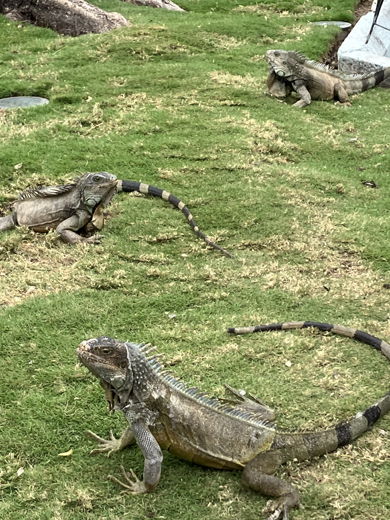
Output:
110,375,125,389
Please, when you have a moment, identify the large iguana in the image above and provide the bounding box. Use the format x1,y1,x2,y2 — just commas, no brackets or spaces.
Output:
266,49,390,108
0,175,231,256
0,171,118,244
77,320,390,520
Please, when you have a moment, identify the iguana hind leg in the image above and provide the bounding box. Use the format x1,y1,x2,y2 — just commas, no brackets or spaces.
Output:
0,214,17,232
334,83,351,106
242,451,300,520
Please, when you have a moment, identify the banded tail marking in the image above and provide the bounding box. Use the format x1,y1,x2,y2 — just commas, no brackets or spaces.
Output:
228,320,390,454
117,180,232,258
346,68,390,95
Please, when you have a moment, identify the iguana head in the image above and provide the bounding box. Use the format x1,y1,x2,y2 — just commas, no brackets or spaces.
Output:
265,50,303,80
78,172,118,209
78,336,132,411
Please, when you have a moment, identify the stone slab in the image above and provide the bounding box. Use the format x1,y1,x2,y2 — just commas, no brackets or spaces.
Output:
338,0,390,74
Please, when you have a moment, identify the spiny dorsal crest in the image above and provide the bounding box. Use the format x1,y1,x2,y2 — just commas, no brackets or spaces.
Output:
18,181,78,201
133,342,275,430
17,173,97,201
288,50,369,81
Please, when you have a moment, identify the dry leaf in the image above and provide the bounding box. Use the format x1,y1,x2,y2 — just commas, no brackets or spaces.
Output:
58,449,73,457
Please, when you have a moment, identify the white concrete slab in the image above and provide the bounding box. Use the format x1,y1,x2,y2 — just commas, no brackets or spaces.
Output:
338,0,390,74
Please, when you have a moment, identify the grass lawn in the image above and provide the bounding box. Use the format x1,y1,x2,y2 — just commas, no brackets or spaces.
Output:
1,0,390,518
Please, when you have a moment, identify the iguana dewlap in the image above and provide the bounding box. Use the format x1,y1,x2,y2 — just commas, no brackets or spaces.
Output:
0,171,118,244
266,49,390,107
77,321,390,520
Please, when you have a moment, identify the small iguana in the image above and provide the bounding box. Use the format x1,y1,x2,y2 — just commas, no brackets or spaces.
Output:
266,49,390,108
0,175,231,256
0,171,118,244
77,320,390,520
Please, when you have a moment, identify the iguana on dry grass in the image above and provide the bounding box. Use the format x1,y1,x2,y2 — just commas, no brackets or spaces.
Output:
77,320,390,520
0,171,118,244
266,49,390,108
0,175,231,256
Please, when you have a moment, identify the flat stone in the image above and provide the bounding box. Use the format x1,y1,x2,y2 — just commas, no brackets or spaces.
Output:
338,1,390,74
0,96,49,109
314,21,351,30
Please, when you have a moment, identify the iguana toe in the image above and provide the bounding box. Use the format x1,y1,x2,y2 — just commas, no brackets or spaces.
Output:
82,235,104,244
86,429,121,457
108,466,148,494
264,499,295,520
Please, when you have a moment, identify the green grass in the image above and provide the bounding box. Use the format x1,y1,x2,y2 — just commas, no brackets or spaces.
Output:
1,1,390,519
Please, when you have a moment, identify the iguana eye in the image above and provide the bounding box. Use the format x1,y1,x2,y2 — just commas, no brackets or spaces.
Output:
274,51,280,57
92,175,102,182
102,348,111,354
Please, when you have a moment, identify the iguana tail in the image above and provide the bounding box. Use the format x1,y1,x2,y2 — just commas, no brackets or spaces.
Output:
228,321,390,461
117,180,232,258
345,67,390,95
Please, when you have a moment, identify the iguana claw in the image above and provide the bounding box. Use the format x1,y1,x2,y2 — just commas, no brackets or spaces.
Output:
86,430,121,457
108,465,148,494
82,234,104,244
264,502,290,520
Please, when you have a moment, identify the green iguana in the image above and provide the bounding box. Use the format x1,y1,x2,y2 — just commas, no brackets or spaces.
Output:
266,49,390,108
0,175,231,256
77,320,390,520
0,171,118,244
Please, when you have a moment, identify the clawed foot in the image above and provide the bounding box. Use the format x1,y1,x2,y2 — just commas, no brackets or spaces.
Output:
108,466,147,494
334,101,351,107
263,496,299,520
86,430,121,457
82,234,104,244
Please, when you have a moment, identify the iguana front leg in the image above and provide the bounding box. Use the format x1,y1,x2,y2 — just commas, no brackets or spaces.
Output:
56,211,103,244
291,80,311,108
242,451,300,520
87,426,136,457
109,420,163,494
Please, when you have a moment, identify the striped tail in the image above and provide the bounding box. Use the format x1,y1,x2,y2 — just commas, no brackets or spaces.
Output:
346,66,390,94
117,180,232,258
228,320,390,460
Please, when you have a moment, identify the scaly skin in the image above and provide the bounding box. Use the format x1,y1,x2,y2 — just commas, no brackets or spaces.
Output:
0,174,231,256
77,322,390,519
0,172,118,244
266,50,390,107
